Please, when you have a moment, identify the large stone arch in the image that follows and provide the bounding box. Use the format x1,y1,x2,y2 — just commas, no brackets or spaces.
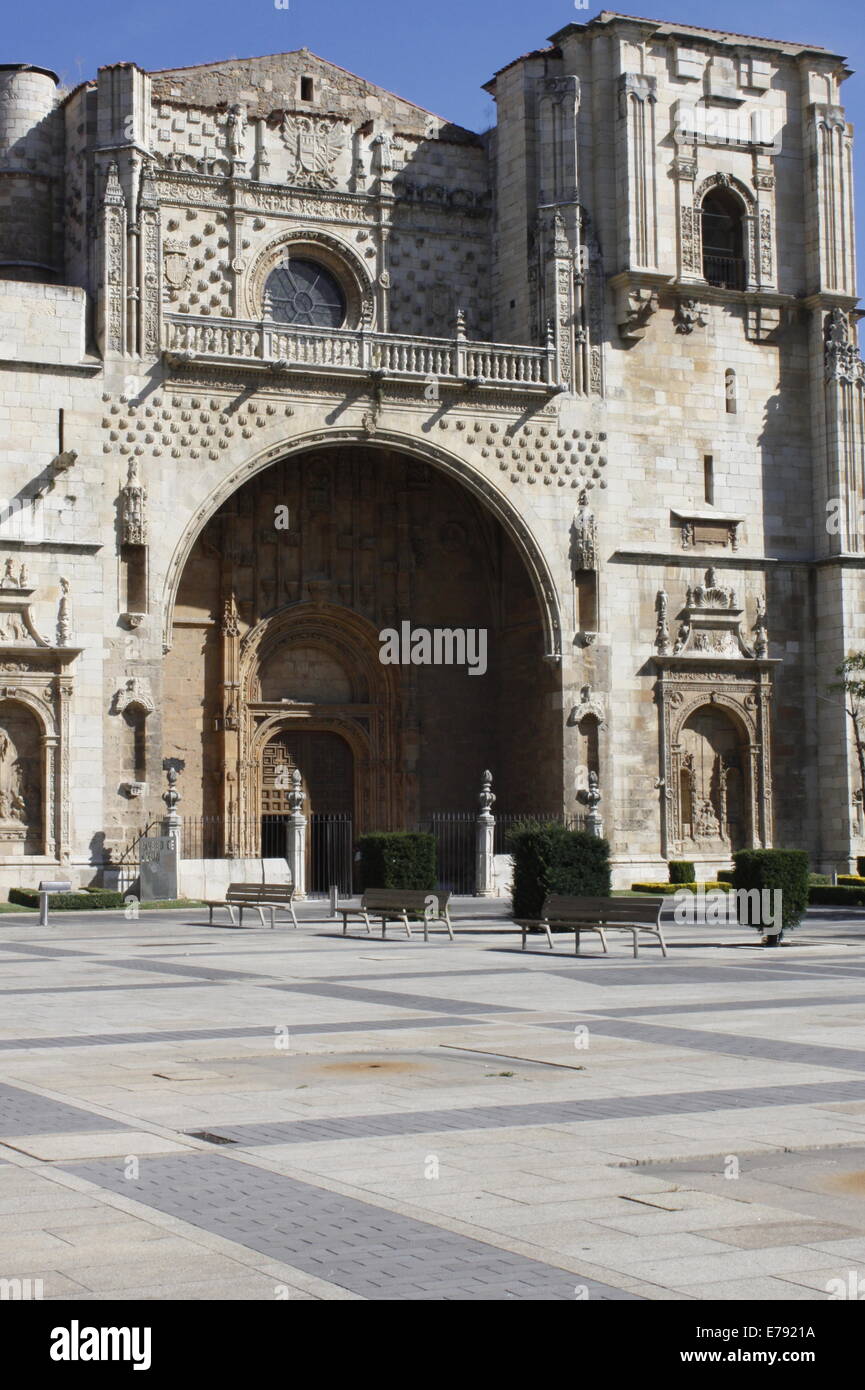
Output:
161,427,564,663
162,436,565,835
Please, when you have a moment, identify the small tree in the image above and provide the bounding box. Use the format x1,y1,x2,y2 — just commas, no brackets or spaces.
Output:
829,653,865,816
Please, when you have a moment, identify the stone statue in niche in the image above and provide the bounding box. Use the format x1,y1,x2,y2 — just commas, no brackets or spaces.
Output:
571,489,597,573
226,104,247,160
121,458,147,547
0,728,29,824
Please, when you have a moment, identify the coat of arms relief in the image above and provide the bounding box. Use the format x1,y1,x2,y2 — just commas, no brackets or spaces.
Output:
270,113,348,190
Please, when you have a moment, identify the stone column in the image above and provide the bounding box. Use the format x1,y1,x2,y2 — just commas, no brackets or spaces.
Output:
286,767,307,900
475,769,496,897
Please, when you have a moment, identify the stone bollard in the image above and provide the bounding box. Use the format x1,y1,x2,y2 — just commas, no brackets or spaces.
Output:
286,767,307,900
475,769,496,897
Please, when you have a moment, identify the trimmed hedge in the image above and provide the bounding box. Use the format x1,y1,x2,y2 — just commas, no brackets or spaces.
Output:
732,849,810,932
717,869,735,885
857,856,865,878
356,833,436,891
838,875,865,886
631,881,731,895
668,860,695,884
8,887,126,910
810,884,865,907
508,822,610,919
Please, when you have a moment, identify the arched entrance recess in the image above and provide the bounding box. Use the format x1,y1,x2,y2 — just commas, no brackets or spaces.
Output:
164,444,563,848
163,428,563,662
677,705,749,851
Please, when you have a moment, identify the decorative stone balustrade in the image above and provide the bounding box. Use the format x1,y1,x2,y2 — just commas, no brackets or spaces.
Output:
164,315,557,390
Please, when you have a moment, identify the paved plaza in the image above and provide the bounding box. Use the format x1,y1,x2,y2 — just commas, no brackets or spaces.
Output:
2,901,865,1301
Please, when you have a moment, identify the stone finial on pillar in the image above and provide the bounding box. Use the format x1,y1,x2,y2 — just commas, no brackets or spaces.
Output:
579,770,603,838
476,769,496,897
286,767,307,900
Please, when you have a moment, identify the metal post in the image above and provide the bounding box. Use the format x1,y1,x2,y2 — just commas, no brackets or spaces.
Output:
475,769,496,897
329,884,339,917
37,880,72,927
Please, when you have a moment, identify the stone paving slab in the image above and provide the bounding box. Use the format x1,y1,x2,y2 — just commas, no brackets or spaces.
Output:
196,1079,865,1146
61,1152,637,1301
0,1081,129,1137
3,907,865,1299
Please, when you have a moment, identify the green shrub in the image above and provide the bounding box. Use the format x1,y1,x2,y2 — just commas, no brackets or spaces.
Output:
508,822,610,918
631,881,731,895
357,833,436,891
717,869,735,885
8,887,126,911
838,875,865,886
809,873,832,885
810,884,865,906
857,856,865,878
668,860,695,884
731,849,810,932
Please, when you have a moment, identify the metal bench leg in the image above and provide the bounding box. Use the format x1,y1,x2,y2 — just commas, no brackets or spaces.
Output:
632,930,639,959
599,928,608,953
402,912,412,939
423,914,430,943
362,912,372,934
545,923,554,950
444,910,454,942
290,904,298,929
657,927,668,957
575,929,580,956
237,906,244,928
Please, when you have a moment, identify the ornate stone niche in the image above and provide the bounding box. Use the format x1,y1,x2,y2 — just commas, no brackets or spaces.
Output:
673,509,742,551
653,571,776,857
0,578,81,862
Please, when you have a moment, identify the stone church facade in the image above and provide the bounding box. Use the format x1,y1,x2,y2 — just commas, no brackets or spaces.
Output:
0,10,862,890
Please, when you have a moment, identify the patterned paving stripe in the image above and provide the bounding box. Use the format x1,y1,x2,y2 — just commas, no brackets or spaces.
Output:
0,981,225,996
272,981,515,1014
586,993,865,1018
0,942,96,959
99,958,272,982
61,1151,635,1300
0,1081,130,1137
538,963,850,986
0,1016,484,1052
195,1078,865,1147
569,1017,865,1073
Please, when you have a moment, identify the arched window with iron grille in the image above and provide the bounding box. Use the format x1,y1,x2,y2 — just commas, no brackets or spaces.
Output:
701,188,746,290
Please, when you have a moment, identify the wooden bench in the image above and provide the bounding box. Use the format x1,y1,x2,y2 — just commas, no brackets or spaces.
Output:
340,889,454,941
517,894,667,958
205,882,298,930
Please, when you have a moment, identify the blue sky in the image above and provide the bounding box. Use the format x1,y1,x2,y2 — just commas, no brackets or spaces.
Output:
6,0,864,277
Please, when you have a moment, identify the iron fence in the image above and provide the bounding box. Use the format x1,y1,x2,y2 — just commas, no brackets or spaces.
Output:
309,813,353,896
161,808,591,898
494,811,588,854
